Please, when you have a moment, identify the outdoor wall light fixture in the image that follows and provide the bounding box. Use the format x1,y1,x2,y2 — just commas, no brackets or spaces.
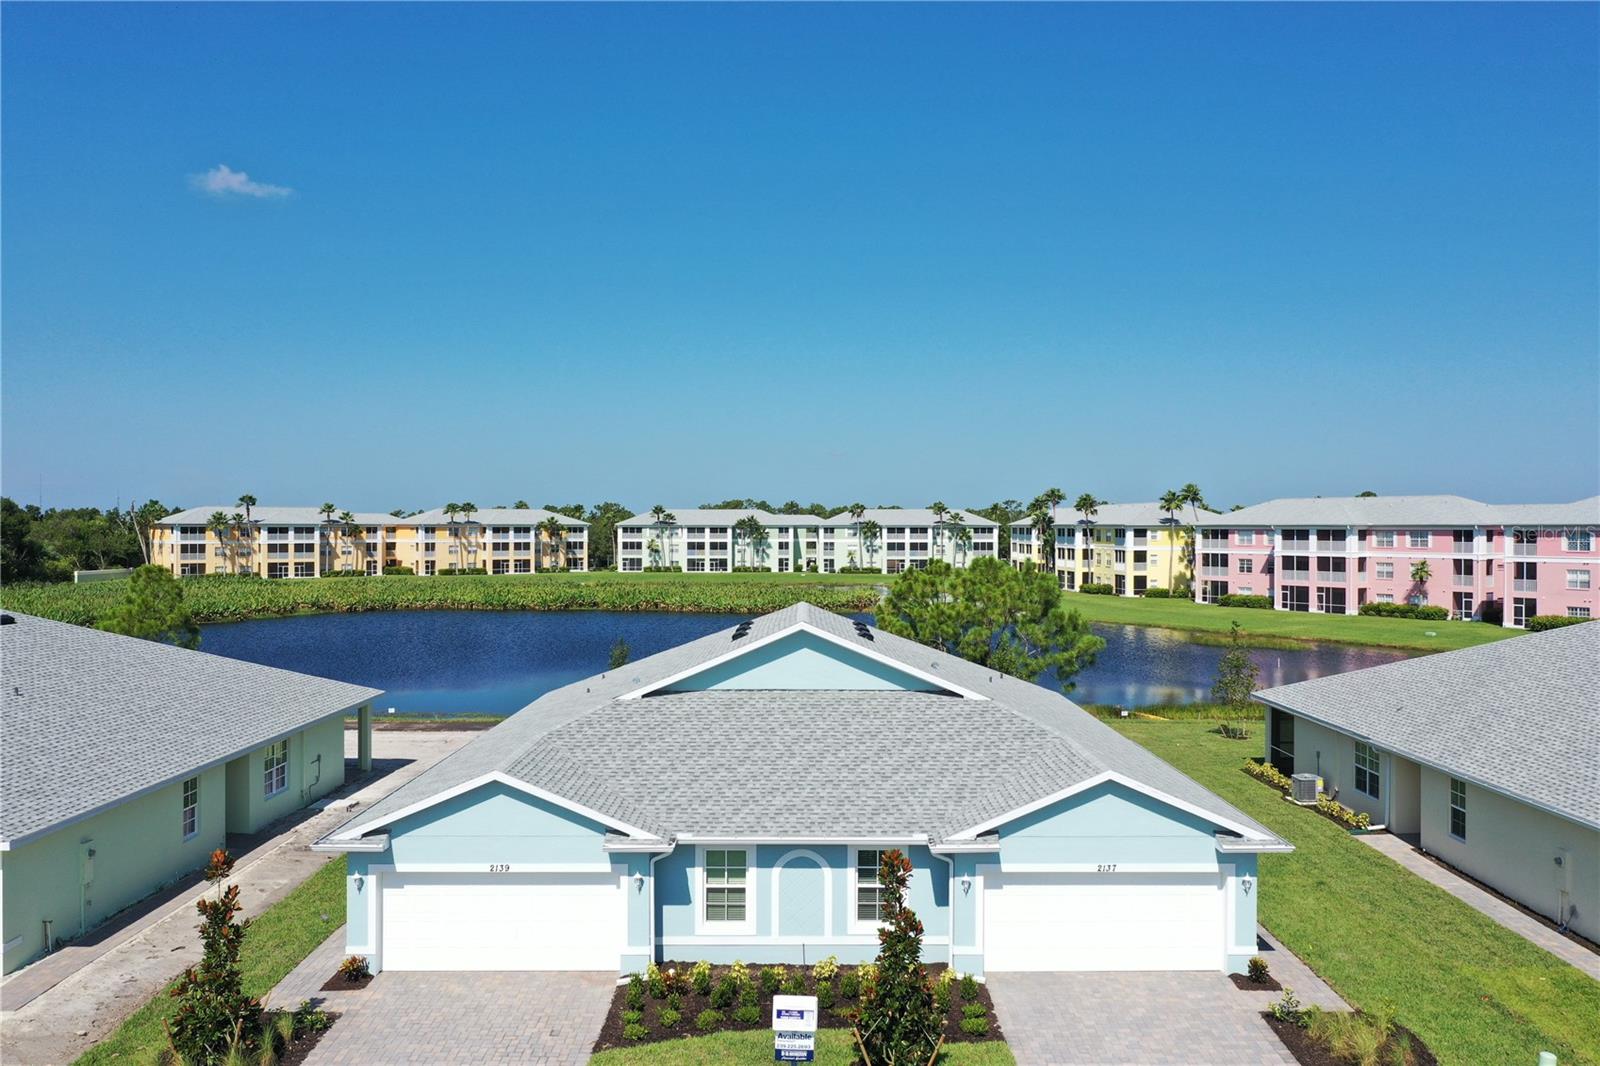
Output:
632,872,645,892
960,875,973,894
353,874,365,891
1241,876,1254,895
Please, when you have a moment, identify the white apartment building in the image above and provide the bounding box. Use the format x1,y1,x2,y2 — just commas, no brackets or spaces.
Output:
615,507,999,574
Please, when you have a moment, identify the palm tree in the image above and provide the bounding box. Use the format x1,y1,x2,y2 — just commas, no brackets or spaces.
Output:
948,512,971,564
860,519,882,571
513,500,531,509
1028,501,1053,570
228,512,247,574
1160,489,1184,590
459,503,479,568
848,503,866,569
1074,493,1103,525
928,501,948,554
733,515,763,570
538,515,566,570
237,494,256,522
206,511,231,574
338,511,358,572
1410,560,1432,606
1179,483,1207,523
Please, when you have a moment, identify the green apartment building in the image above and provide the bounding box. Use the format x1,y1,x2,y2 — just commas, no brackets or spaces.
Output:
0,612,380,975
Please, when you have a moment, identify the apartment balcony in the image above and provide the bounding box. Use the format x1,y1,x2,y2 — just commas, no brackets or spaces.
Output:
1200,537,1229,551
1452,543,1475,555
1133,562,1149,572
1315,542,1346,554
1200,566,1228,578
1316,571,1348,584
1281,540,1311,553
1514,579,1538,592
1279,569,1310,582
1453,576,1474,587
1513,543,1539,556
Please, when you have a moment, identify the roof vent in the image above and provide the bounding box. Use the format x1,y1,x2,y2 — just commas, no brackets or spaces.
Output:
852,621,874,641
732,621,754,641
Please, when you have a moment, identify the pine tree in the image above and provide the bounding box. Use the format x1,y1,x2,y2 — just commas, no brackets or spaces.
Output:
96,564,200,648
854,849,941,1065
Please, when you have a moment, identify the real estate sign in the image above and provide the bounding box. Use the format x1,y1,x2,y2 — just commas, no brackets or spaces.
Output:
772,993,818,1062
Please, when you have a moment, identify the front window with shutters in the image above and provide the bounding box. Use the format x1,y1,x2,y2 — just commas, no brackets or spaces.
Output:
263,740,288,797
703,850,747,923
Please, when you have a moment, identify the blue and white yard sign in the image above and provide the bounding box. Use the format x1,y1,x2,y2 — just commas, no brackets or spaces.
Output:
772,994,818,1062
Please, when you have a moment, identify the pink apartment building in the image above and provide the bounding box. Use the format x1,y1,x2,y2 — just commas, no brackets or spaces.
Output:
1191,495,1599,627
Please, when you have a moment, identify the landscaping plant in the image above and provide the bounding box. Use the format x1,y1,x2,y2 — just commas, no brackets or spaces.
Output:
165,852,259,1066
694,1009,723,1033
626,974,644,1009
1247,956,1270,984
334,955,369,983
690,960,713,995
853,849,942,1066
761,965,785,993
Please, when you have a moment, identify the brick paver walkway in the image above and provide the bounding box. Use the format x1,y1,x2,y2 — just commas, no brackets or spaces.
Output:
300,971,616,1065
1359,832,1599,979
989,928,1345,1066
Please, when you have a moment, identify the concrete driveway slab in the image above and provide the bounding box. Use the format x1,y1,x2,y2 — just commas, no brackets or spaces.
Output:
300,971,616,1065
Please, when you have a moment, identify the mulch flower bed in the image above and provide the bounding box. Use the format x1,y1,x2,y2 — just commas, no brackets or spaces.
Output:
592,960,1003,1053
1229,972,1282,991
276,1016,340,1066
1265,1014,1438,1066
320,971,374,991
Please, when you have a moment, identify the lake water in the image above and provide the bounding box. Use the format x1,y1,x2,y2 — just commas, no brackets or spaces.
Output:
197,610,1408,715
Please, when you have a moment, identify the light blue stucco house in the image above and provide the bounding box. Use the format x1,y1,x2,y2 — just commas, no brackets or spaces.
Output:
318,603,1289,976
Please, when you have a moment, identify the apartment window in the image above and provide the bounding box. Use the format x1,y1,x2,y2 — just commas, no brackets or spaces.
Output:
1567,569,1591,590
294,562,315,578
492,559,510,574
267,562,288,579
263,740,288,798
1448,778,1467,840
1376,562,1394,580
514,559,531,573
181,776,199,839
1113,550,1126,564
855,849,887,923
621,558,642,572
1566,532,1593,552
180,543,206,556
1513,597,1536,626
1237,585,1252,595
703,850,747,923
1407,531,1430,548
686,559,706,572
1372,530,1396,549
1238,558,1253,574
1237,530,1255,545
1376,593,1394,603
1569,606,1592,618
1354,741,1380,799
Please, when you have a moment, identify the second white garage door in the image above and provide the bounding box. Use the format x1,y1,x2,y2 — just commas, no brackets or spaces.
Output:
983,870,1224,971
380,871,621,971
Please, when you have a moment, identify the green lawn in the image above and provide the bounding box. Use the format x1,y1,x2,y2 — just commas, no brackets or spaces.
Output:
1061,591,1518,653
590,1030,1014,1065
74,857,347,1066
1109,720,1600,1066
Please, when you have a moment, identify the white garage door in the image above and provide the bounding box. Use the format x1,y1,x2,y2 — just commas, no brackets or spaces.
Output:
380,871,621,971
984,871,1224,971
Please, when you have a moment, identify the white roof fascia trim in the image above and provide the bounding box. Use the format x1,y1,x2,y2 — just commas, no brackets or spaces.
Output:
672,834,931,846
311,834,391,854
332,771,654,842
946,771,1272,844
617,621,987,701
1214,833,1295,854
602,838,676,853
1253,694,1600,832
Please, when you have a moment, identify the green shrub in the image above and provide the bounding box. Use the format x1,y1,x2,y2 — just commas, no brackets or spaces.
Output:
1271,987,1306,1027
667,991,683,1012
732,1004,762,1025
962,1003,987,1020
381,565,414,576
690,960,713,995
958,973,979,1002
933,981,951,1013
1357,601,1448,620
760,966,784,994
739,979,758,1008
335,955,369,982
729,960,751,989
1217,594,1272,609
958,1017,990,1036
1244,759,1293,791
815,981,835,1010
1141,587,1173,598
1316,794,1372,830
694,1009,723,1033
1079,583,1116,595
621,1009,642,1025
855,849,941,1066
1248,956,1270,983
437,567,488,575
318,569,367,578
658,1008,681,1029
839,970,860,999
625,974,644,1009
781,971,806,995
811,954,839,981
710,974,738,1009
645,963,667,999
622,1022,648,1041
1527,614,1591,632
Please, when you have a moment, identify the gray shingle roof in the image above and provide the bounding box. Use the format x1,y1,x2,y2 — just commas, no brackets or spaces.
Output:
159,506,397,526
823,508,996,529
406,507,588,527
330,603,1281,847
1,613,382,847
620,509,780,526
1255,622,1599,829
1190,494,1600,528
1008,503,1212,528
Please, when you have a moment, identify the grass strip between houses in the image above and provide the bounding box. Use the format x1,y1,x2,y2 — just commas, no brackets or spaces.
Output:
1109,719,1600,1066
72,856,347,1066
588,1029,1017,1065
1060,591,1519,653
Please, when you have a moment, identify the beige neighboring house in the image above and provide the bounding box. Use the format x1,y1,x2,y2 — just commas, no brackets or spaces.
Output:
1254,622,1599,943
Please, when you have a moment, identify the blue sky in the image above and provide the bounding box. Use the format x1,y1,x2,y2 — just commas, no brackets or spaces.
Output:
4,3,1596,513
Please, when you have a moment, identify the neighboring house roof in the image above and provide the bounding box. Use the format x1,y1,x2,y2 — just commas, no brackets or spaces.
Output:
326,603,1284,849
620,509,780,527
1190,494,1599,529
0,613,382,849
1255,622,1600,830
822,509,998,529
158,506,396,526
405,507,588,527
1008,503,1209,528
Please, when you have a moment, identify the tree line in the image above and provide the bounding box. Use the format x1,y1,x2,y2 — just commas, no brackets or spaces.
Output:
1,497,178,583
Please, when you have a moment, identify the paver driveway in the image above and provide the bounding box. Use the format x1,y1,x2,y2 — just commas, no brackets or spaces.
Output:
302,971,615,1065
988,971,1297,1065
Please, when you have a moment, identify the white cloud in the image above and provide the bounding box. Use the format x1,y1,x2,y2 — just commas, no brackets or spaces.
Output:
189,164,293,199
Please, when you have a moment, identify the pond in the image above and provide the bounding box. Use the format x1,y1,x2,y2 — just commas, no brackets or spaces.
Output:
197,610,1409,715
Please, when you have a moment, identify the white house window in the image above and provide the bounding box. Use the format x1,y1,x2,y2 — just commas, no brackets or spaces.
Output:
1237,530,1254,545
1375,593,1394,603
1407,531,1430,549
1238,558,1253,574
1567,569,1590,590
855,849,887,923
1376,562,1394,580
1449,778,1467,840
1372,530,1395,548
1566,532,1592,552
181,776,199,839
1569,606,1592,618
263,740,288,797
1354,741,1380,799
703,849,747,923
